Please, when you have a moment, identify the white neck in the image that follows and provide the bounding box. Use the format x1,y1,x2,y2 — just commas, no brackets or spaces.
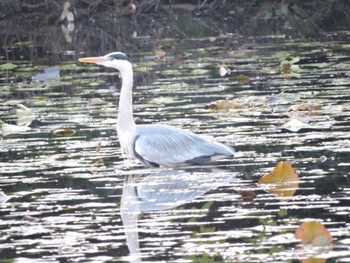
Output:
116,62,136,156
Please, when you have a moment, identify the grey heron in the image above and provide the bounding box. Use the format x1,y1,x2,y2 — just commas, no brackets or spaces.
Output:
79,52,235,167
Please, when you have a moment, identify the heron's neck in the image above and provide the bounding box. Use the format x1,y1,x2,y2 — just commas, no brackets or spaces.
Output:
117,64,136,133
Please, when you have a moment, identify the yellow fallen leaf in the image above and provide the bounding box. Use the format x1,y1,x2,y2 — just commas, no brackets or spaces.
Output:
295,221,333,246
259,161,299,201
205,100,247,110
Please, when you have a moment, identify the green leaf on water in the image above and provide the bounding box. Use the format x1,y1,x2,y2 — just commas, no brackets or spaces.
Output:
0,63,18,70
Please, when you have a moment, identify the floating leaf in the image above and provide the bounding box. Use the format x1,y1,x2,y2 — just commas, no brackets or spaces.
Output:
259,161,299,201
205,100,247,110
280,56,301,73
288,102,321,111
239,191,256,202
16,104,35,126
0,120,31,136
281,118,312,132
219,66,230,77
301,257,326,263
154,50,166,59
234,74,250,85
0,62,18,70
54,129,75,137
295,221,333,246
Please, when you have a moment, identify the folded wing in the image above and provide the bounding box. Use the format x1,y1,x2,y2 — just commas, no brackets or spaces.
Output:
133,124,234,167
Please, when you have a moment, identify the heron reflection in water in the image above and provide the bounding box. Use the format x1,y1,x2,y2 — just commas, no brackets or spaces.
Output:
79,52,235,167
120,168,235,262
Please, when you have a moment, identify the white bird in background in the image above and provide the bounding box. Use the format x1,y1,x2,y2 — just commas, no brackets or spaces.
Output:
79,52,235,167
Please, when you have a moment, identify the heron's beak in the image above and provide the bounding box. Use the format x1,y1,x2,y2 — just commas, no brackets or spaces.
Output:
78,56,107,64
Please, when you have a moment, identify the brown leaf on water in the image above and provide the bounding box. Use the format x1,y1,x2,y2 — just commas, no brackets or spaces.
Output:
295,221,333,246
234,74,250,85
281,61,292,72
288,102,321,111
302,257,326,263
280,56,300,73
239,190,256,202
54,129,75,137
155,50,166,59
205,100,247,110
259,161,299,201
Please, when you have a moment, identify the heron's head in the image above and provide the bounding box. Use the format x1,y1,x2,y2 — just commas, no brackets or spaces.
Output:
79,52,130,71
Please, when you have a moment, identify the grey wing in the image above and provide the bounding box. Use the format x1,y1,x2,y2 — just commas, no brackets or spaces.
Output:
133,124,234,167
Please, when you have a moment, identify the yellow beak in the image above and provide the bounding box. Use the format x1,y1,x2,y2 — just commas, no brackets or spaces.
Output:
79,56,107,64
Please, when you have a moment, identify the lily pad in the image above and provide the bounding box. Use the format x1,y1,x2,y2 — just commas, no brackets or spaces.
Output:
0,63,17,70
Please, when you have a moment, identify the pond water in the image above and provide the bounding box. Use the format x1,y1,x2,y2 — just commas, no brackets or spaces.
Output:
1,31,350,262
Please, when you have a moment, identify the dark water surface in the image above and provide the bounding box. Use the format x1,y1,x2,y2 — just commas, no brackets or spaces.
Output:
1,31,350,262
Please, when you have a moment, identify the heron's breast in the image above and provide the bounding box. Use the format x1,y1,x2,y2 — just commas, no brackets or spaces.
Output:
117,129,136,159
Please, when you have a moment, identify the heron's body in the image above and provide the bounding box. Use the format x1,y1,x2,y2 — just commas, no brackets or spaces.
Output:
79,52,234,167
